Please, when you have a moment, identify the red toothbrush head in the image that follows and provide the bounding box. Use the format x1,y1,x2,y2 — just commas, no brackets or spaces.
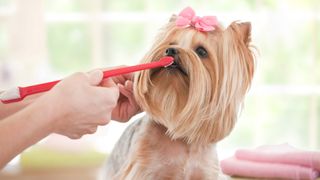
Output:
158,56,174,67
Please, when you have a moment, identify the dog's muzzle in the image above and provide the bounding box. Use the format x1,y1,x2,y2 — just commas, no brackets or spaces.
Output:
165,48,188,76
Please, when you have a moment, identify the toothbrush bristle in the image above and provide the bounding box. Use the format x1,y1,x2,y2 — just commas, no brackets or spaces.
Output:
0,87,20,101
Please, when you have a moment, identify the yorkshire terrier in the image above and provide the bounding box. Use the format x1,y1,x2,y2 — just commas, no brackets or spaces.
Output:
102,7,255,179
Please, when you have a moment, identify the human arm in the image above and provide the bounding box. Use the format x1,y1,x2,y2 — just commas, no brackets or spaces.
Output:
0,93,41,120
0,70,119,168
0,66,141,122
0,98,53,169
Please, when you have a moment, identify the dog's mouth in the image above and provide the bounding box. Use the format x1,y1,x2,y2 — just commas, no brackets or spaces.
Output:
151,56,188,77
165,59,188,76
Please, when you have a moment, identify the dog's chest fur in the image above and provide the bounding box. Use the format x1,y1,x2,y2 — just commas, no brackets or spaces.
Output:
103,116,221,180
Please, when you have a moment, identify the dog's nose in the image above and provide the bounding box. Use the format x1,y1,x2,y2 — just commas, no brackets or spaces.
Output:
165,48,178,57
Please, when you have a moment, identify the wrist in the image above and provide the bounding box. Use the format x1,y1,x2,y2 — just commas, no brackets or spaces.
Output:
29,95,59,134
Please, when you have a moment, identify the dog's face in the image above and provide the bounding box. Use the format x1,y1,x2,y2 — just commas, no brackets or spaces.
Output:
134,15,255,145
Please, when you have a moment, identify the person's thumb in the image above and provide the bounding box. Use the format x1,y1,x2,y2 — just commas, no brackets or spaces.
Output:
87,70,103,86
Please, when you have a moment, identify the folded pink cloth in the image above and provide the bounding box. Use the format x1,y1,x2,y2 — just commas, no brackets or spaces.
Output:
235,144,320,171
221,156,319,180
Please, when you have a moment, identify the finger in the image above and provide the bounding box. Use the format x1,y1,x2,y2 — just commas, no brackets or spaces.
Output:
111,76,126,85
101,78,117,88
86,126,98,134
112,73,133,85
99,66,134,80
121,73,134,81
97,118,110,125
96,86,120,107
99,65,128,84
117,80,133,92
78,126,96,136
100,78,117,87
87,70,103,86
118,83,132,98
118,84,139,110
64,72,87,83
124,80,134,93
68,133,82,140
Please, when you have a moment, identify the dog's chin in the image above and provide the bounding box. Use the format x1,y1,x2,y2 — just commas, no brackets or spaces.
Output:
144,66,191,132
150,65,189,93
151,63,188,84
151,67,186,78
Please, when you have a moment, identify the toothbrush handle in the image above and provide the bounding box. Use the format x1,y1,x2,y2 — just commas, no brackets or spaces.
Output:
19,65,136,98
102,59,171,78
20,80,60,98
20,59,170,97
16,56,174,101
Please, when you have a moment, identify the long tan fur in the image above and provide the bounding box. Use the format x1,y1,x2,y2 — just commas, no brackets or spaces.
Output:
102,13,255,180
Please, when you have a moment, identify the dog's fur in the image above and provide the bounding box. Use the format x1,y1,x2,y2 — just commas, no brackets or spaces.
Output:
102,13,255,180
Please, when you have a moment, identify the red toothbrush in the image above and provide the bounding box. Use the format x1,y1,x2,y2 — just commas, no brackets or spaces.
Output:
0,56,174,104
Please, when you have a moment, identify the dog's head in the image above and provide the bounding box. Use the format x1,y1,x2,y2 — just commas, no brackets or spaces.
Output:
134,8,255,145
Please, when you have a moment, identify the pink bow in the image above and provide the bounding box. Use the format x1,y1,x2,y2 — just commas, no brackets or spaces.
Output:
176,7,218,32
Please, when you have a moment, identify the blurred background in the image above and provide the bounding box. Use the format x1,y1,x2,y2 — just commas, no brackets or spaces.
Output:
0,0,319,179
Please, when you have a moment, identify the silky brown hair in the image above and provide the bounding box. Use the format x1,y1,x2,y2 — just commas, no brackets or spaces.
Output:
134,19,255,145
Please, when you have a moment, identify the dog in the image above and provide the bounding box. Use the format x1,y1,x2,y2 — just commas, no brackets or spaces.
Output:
102,7,255,180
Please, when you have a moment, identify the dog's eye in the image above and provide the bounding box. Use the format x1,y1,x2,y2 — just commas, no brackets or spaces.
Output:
195,46,208,58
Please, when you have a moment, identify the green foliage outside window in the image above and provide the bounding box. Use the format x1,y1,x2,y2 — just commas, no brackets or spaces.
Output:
47,23,91,73
102,23,146,65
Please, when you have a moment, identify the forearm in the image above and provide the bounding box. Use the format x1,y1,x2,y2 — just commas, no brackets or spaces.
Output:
0,93,42,120
0,101,53,169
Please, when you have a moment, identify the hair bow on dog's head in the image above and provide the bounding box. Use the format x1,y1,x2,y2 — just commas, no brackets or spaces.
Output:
176,7,218,32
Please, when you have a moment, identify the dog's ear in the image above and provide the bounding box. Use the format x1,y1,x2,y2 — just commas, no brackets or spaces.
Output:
228,22,251,46
238,22,251,46
169,14,177,22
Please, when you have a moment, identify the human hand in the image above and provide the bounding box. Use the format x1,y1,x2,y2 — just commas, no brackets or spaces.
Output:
36,70,119,139
100,71,141,122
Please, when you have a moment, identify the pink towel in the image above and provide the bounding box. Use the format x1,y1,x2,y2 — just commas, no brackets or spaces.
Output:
221,144,320,179
221,157,319,180
235,144,320,171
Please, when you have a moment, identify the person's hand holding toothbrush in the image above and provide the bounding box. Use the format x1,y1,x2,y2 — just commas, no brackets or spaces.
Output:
0,57,173,168
39,70,121,139
0,70,120,168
